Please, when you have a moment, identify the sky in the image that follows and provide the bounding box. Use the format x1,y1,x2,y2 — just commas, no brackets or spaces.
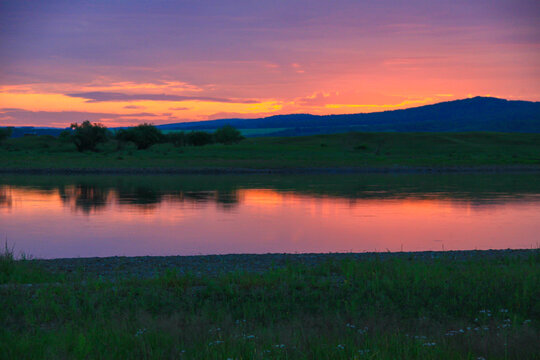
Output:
0,0,539,127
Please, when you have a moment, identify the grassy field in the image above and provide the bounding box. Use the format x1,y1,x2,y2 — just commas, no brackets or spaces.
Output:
162,128,290,136
1,249,539,359
1,132,539,169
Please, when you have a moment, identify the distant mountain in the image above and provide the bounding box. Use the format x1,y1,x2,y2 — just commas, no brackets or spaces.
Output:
157,97,540,136
8,126,67,138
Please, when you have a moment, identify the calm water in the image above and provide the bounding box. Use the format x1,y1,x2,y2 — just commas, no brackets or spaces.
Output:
1,174,539,259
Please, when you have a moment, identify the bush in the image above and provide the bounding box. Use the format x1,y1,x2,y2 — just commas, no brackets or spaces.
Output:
214,125,244,144
115,123,164,150
186,131,214,146
165,131,187,147
0,127,13,143
58,130,73,143
70,121,109,152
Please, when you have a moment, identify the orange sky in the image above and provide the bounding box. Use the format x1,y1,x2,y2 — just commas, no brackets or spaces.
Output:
0,1,539,127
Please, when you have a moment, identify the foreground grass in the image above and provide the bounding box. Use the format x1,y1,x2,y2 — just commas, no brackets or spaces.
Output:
1,251,539,359
1,132,540,169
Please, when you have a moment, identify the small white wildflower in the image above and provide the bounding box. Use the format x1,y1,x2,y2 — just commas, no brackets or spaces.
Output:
358,349,370,355
459,329,464,333
499,309,508,313
274,344,285,348
523,319,531,324
357,327,368,334
245,335,255,339
477,357,486,360
337,344,345,350
422,342,436,347
134,328,147,337
208,340,224,346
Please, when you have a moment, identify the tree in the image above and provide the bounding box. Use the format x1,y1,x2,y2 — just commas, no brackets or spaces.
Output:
0,127,13,143
214,125,244,144
70,121,109,151
115,123,164,150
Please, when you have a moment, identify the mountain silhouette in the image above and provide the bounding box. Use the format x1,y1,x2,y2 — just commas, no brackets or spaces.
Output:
157,97,540,135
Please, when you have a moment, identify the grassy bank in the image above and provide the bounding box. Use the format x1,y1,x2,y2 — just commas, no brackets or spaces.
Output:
1,250,539,359
1,132,539,169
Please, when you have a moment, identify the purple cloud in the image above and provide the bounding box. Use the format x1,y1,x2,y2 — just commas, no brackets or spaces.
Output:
0,108,182,127
66,91,258,103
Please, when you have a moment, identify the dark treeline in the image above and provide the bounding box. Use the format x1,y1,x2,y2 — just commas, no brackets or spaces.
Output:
5,121,244,152
70,121,243,151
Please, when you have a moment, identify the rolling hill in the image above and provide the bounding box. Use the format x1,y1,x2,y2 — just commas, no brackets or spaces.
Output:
157,96,540,136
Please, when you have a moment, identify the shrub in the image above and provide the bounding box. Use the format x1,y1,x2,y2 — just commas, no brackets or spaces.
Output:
186,131,214,146
115,123,164,150
58,129,73,143
165,131,187,147
0,127,13,143
214,125,244,144
70,121,109,152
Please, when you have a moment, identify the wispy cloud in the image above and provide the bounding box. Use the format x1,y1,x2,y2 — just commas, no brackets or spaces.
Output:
325,98,433,109
0,108,180,127
66,91,259,104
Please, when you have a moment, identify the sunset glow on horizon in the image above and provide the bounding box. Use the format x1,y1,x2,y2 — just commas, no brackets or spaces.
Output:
1,0,539,127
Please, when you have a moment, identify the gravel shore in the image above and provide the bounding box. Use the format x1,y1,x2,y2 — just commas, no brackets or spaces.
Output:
33,249,538,279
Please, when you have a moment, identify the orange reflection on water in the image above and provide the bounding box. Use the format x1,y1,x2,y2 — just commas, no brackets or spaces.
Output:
1,187,539,259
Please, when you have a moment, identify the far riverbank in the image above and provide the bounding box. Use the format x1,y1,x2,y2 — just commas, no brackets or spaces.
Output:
2,164,540,175
2,132,539,171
